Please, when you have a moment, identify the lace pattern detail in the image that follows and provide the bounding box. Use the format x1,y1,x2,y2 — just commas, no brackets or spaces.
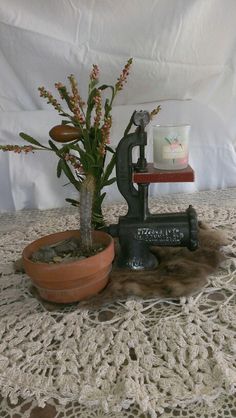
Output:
0,189,235,418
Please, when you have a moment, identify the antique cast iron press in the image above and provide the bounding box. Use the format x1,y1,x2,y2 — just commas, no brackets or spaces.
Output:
108,110,198,270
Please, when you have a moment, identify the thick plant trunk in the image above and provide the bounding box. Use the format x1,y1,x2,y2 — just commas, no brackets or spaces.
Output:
79,174,95,253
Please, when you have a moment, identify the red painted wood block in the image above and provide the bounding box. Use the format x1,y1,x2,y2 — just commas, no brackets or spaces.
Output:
133,163,195,183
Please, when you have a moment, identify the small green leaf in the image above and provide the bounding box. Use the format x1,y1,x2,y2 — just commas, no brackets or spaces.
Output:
60,160,80,191
65,198,80,207
57,86,74,112
86,153,96,165
98,84,114,91
123,111,136,137
83,92,96,147
19,132,45,148
68,144,84,153
105,145,115,154
104,98,111,115
95,192,106,205
101,153,116,187
59,112,73,118
89,79,98,90
164,137,172,145
57,159,62,178
92,212,104,223
48,139,59,152
61,120,73,125
103,177,116,186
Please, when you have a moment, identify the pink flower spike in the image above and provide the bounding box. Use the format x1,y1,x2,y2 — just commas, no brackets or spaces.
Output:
115,58,133,91
55,82,64,90
0,145,35,154
90,64,100,81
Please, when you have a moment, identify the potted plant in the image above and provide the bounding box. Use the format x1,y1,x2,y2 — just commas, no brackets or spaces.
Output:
0,59,134,303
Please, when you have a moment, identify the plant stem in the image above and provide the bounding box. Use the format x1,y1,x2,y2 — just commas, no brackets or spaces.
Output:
79,174,95,253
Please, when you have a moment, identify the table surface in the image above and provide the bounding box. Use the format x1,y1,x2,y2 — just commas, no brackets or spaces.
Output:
0,188,236,418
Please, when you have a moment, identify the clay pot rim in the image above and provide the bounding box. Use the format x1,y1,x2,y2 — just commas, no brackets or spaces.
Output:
22,229,114,268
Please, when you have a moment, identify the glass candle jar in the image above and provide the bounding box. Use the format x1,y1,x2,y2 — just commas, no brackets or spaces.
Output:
152,124,190,170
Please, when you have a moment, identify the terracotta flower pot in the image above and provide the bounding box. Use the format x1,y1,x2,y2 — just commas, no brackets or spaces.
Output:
22,230,115,303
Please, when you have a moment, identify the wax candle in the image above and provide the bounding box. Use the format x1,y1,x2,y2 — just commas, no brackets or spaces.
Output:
152,124,190,170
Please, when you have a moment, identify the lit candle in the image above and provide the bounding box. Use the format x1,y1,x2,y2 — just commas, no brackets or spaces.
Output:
152,124,190,170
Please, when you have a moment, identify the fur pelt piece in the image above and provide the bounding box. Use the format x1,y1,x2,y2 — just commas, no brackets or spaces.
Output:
81,222,229,308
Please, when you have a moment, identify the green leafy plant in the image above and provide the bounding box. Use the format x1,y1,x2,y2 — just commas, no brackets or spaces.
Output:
0,59,134,252
0,59,161,254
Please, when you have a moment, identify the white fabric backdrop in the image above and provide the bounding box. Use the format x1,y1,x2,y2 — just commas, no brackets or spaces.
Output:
0,0,236,211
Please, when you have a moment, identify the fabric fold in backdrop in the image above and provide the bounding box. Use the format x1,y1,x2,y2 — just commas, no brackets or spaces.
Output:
0,0,236,210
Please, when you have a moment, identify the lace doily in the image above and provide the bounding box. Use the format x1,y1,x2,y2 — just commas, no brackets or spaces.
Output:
0,189,235,418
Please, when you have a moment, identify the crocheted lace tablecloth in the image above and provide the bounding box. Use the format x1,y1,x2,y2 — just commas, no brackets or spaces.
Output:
0,188,235,418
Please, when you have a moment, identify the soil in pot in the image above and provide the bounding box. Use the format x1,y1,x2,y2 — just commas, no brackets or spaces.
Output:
30,237,105,264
